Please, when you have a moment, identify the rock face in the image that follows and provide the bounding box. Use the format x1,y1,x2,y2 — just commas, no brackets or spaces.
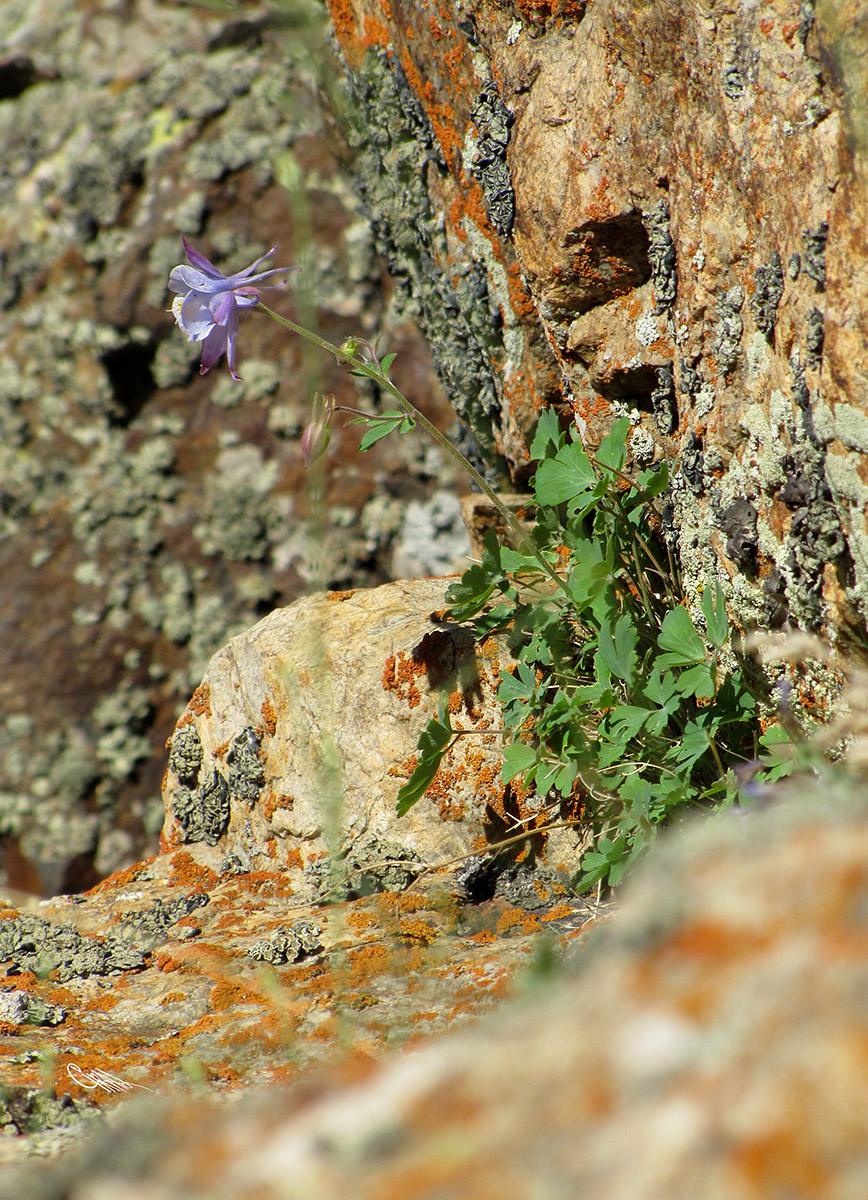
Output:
326,0,868,644
160,577,585,900
0,0,470,894
4,780,868,1197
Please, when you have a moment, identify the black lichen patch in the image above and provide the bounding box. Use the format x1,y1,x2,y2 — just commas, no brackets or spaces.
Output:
751,252,785,336
714,286,744,374
651,365,678,435
717,497,758,571
0,915,146,982
168,725,203,788
113,892,210,950
680,432,705,496
805,306,825,369
721,64,746,101
802,221,828,292
763,566,790,628
227,728,265,806
308,835,422,902
778,446,846,629
347,51,507,475
173,769,229,846
249,921,323,965
645,201,677,313
470,80,514,239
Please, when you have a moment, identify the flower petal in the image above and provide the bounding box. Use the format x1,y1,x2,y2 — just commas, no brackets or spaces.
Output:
180,235,223,279
224,313,241,380
176,292,215,342
169,264,231,295
210,289,237,327
199,324,229,374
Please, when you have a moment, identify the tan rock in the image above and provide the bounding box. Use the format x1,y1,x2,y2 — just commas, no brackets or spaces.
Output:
161,577,586,899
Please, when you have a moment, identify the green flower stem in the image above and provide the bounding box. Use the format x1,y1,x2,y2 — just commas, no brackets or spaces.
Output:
258,303,574,603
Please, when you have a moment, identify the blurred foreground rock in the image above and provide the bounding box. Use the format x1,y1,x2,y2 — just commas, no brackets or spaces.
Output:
3,777,868,1197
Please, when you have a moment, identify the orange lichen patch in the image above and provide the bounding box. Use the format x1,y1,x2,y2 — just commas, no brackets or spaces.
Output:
259,697,277,737
515,0,587,17
326,589,356,601
735,1129,828,1195
284,844,303,870
346,942,393,984
86,992,120,1011
398,47,461,169
187,682,211,718
399,918,440,945
326,0,356,49
211,739,230,761
279,962,328,986
210,979,271,1013
159,991,186,1005
346,908,379,930
541,903,575,922
360,12,390,51
86,857,153,895
469,929,497,945
154,951,186,974
506,260,538,321
237,871,294,898
381,650,427,708
496,907,540,936
167,852,218,891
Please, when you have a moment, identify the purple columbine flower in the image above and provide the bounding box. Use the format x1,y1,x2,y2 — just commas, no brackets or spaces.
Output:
169,236,295,381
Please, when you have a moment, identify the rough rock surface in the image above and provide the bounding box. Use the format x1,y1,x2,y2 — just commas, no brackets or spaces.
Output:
160,576,585,899
326,0,868,649
4,780,868,1196
0,0,470,894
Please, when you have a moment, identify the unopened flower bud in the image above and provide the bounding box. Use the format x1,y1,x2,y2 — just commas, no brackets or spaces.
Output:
301,393,335,467
338,337,360,361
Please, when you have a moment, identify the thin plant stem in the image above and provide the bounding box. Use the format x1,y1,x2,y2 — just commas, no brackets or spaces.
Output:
257,302,575,604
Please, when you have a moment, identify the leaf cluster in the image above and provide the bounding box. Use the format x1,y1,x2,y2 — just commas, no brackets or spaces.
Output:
398,414,799,891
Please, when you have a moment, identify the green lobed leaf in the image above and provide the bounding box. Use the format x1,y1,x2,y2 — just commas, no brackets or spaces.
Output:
701,581,729,649
657,605,707,665
396,701,454,816
534,442,596,506
596,613,637,681
595,416,630,471
501,741,538,784
529,408,564,460
356,411,415,451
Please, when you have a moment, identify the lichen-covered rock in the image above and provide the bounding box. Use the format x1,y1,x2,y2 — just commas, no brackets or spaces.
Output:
160,576,585,899
0,829,599,1168
0,0,469,894
326,0,868,647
